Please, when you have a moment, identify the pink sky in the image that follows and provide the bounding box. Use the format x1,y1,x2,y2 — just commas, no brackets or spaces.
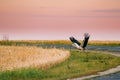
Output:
0,0,120,40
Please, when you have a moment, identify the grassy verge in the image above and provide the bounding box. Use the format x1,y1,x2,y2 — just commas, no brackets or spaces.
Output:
0,50,120,80
0,40,120,46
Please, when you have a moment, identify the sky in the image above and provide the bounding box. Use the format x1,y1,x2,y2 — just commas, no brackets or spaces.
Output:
0,0,120,40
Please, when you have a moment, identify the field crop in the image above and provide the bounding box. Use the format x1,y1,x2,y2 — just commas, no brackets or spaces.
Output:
0,50,120,80
0,40,120,46
88,40,120,46
0,46,70,71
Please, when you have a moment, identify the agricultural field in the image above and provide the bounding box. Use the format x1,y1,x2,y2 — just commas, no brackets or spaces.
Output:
88,40,120,46
0,45,120,80
0,40,120,46
0,46,70,71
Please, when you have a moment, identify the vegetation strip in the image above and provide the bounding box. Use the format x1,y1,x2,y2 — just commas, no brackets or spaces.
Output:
0,40,120,46
0,46,70,71
70,51,120,80
0,49,120,80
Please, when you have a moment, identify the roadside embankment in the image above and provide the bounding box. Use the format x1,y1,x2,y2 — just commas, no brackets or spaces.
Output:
70,51,120,80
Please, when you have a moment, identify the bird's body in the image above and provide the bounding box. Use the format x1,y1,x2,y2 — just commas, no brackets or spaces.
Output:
69,33,90,50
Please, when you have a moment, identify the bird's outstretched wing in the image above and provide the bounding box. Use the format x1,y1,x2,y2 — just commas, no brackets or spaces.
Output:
82,33,90,50
69,37,81,46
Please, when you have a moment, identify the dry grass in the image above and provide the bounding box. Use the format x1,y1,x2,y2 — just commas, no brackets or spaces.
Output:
0,46,70,71
89,40,120,45
0,40,120,46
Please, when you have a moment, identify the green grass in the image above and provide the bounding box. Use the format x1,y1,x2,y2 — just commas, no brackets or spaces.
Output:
0,50,120,80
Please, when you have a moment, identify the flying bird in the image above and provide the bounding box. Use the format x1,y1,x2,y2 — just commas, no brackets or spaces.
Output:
69,33,90,50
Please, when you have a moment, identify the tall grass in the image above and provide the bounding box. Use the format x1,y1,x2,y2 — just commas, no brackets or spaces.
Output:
0,40,120,46
0,46,70,71
0,50,120,80
89,40,120,46
0,40,71,46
